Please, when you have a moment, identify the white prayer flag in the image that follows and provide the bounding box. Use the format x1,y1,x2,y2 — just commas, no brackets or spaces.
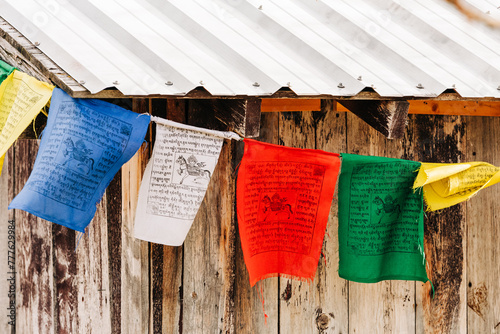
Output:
134,120,232,245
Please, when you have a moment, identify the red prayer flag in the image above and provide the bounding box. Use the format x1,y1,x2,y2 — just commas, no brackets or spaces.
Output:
237,139,341,286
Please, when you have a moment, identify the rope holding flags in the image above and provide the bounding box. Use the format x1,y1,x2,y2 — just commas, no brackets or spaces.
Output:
2,56,500,297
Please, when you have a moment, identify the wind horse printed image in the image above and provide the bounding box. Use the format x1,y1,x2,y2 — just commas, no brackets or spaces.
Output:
9,88,150,232
134,121,225,246
171,153,216,187
56,136,102,176
237,139,340,286
338,154,430,285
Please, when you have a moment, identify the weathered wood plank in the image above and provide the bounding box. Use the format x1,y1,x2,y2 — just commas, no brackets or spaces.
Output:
234,112,279,334
413,114,467,334
76,196,112,334
107,173,122,334
313,101,348,334
182,140,236,333
278,111,324,333
339,100,410,139
466,116,500,333
159,99,184,334
216,98,261,138
134,98,166,334
121,146,150,334
346,112,416,334
190,99,261,138
181,105,237,333
0,32,52,84
0,149,15,334
14,140,55,334
0,17,85,91
53,224,77,334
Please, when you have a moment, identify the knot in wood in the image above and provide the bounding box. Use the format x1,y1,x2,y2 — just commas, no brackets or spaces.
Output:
316,313,330,331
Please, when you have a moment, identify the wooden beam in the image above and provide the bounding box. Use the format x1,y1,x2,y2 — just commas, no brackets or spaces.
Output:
261,99,321,112
189,99,261,138
214,99,261,138
339,101,500,116
408,100,500,116
263,100,500,116
338,100,410,139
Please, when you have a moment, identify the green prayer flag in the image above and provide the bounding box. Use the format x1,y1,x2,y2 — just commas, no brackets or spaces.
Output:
338,154,429,283
0,60,15,83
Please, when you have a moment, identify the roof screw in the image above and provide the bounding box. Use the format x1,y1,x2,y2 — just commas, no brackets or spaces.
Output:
16,57,22,65
338,83,345,88
497,85,500,90
165,81,173,86
258,5,263,10
416,83,424,89
34,41,40,47
357,76,362,81
452,84,456,88
79,80,86,85
199,80,204,85
113,81,120,85
253,82,260,87
286,82,291,87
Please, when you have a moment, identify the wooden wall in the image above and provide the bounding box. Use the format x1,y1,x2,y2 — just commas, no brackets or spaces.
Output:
1,100,499,333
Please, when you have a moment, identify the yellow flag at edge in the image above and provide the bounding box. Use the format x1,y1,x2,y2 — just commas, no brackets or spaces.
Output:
0,70,54,158
413,162,500,211
0,154,4,176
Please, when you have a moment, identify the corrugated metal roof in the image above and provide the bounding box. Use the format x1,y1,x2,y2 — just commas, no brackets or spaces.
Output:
1,0,500,98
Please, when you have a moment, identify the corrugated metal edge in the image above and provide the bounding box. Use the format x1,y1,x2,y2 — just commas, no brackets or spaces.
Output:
1,13,500,101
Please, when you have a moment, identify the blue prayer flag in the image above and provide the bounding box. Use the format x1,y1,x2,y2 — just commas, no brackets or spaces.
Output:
9,88,150,232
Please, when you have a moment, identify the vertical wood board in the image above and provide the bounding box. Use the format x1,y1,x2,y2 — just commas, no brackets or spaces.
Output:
466,116,500,333
234,112,280,334
121,147,150,334
413,115,467,334
278,111,325,334
313,102,348,334
14,140,55,334
346,112,416,334
75,197,112,334
159,98,185,334
182,140,236,333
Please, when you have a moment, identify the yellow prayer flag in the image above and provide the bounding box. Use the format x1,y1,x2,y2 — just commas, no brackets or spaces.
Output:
413,162,500,211
0,70,54,171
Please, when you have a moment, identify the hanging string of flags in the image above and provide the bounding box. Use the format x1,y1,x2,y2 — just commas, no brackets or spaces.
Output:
2,59,500,289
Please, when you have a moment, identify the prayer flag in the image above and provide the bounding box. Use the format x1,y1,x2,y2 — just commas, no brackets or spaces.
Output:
0,60,14,83
413,162,500,211
0,70,53,173
9,88,150,232
134,119,231,246
237,139,341,286
338,154,429,284
0,61,15,173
